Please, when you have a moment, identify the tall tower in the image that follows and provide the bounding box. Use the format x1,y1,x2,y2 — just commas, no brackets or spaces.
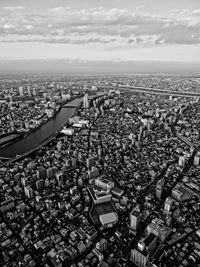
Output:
19,86,24,97
131,243,149,267
27,85,32,96
156,179,164,200
130,206,141,232
83,93,89,108
178,156,185,167
131,233,157,266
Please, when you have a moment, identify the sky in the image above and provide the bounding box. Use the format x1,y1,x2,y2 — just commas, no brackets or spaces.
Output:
0,0,200,73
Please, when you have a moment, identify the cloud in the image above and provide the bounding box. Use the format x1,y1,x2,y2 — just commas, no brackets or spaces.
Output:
0,37,118,44
193,9,200,15
135,5,145,11
3,6,24,11
0,6,200,45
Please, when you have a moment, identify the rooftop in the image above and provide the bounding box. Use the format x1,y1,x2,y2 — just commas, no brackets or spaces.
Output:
144,233,157,247
99,212,118,226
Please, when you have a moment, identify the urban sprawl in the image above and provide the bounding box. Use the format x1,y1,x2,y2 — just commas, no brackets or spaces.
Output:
0,75,200,267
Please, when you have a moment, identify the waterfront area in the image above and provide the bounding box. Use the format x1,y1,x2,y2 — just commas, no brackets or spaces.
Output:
0,77,200,266
0,98,83,159
0,82,62,135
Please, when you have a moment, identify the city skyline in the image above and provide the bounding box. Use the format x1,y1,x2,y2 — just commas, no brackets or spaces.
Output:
0,0,200,73
1,76,200,266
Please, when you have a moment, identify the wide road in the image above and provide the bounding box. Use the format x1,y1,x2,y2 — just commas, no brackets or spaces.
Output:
99,85,200,98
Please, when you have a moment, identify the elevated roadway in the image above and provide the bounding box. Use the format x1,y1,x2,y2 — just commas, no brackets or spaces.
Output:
99,85,200,98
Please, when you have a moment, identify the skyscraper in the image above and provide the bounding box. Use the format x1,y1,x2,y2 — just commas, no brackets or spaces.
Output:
156,179,165,200
24,186,33,198
143,233,157,256
131,233,157,266
27,85,32,96
83,94,89,108
36,179,44,191
131,243,149,267
36,168,47,180
193,153,200,166
164,197,173,212
130,206,142,232
178,156,185,167
19,86,24,97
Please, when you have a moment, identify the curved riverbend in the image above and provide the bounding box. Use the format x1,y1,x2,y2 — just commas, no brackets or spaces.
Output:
0,98,82,159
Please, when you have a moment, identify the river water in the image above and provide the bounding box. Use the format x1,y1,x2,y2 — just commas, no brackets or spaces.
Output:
0,98,82,159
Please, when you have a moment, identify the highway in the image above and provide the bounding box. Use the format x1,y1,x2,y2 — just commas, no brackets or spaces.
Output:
99,85,200,98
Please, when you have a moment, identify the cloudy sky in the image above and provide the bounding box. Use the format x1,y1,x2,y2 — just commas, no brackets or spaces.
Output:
0,0,200,72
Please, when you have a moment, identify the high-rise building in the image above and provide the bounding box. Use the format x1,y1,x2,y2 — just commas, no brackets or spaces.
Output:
147,218,172,242
27,85,31,96
56,172,63,187
156,179,165,200
32,87,38,96
45,178,50,187
96,238,108,252
130,206,141,232
131,244,149,267
24,186,33,198
36,179,44,191
57,141,62,151
21,177,29,187
19,86,24,97
194,154,200,166
131,233,157,266
87,156,95,169
47,167,55,179
36,168,47,180
83,94,89,108
164,197,173,212
179,156,185,167
95,177,114,192
143,233,157,256
92,248,104,262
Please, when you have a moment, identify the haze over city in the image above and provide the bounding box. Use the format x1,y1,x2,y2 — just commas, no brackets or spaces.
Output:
1,1,200,267
0,0,200,73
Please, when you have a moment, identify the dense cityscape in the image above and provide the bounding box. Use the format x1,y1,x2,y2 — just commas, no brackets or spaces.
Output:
0,74,200,267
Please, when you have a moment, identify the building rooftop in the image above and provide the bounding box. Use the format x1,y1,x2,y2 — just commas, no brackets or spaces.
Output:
96,177,113,185
133,247,149,257
88,186,110,202
144,233,157,247
99,212,118,226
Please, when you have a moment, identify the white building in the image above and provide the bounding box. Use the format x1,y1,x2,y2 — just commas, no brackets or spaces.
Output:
164,197,173,212
95,177,114,192
99,212,118,228
87,186,112,204
83,94,89,108
19,86,24,97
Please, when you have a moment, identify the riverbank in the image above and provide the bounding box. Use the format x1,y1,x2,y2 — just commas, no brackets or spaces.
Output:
0,134,24,149
0,132,23,146
0,97,82,152
0,97,83,166
22,104,61,138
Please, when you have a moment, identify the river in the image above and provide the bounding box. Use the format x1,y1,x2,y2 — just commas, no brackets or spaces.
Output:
0,98,82,159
